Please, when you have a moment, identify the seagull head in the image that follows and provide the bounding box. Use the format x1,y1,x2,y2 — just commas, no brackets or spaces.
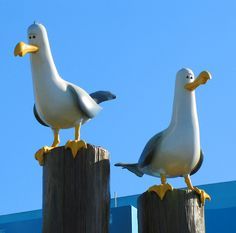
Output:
14,23,49,57
176,68,212,92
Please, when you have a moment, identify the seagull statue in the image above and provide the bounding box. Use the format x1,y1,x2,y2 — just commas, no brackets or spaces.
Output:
115,68,211,204
14,23,116,165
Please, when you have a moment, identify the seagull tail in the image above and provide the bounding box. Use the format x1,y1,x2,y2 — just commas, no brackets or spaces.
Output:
90,91,116,104
115,163,143,177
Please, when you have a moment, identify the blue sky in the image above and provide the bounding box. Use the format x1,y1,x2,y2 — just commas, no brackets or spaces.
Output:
1,0,236,214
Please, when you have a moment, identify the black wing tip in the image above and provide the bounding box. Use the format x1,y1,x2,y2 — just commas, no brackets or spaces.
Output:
111,93,116,100
190,150,204,176
114,163,131,169
90,90,116,104
107,91,116,99
102,91,117,100
114,163,122,167
33,104,49,127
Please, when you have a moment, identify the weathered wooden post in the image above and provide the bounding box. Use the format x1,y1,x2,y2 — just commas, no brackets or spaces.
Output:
42,144,110,233
138,189,205,233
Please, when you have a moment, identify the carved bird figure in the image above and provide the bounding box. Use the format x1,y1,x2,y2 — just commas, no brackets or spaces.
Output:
14,23,116,165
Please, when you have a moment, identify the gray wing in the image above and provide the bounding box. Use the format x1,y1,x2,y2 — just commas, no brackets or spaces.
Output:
190,150,204,176
67,84,101,119
33,105,49,127
138,131,164,168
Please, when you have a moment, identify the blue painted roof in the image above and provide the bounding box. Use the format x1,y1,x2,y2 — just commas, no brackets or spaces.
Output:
110,180,236,210
0,180,235,233
0,210,42,224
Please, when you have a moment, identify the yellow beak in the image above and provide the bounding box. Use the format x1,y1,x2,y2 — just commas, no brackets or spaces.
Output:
14,42,39,57
185,71,212,91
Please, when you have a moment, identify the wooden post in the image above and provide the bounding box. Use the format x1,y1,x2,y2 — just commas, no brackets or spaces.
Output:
42,144,110,233
138,189,205,233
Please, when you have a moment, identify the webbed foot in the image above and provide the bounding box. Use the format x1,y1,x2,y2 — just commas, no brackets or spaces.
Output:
65,140,87,158
192,187,211,205
184,175,211,205
35,146,55,166
148,183,173,200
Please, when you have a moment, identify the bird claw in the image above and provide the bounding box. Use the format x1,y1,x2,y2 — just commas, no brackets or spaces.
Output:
35,146,54,166
192,187,211,205
65,140,87,158
148,183,173,200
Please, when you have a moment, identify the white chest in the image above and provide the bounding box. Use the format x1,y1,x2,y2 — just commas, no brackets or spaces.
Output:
150,123,200,177
33,75,82,128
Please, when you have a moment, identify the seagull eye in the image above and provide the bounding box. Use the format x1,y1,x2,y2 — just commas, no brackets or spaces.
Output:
186,76,189,79
29,36,32,39
190,76,193,79
33,35,36,39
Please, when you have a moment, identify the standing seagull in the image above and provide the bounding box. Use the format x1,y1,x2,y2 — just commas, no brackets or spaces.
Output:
14,23,116,165
116,68,211,204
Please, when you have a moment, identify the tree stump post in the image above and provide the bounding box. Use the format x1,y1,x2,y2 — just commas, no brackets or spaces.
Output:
42,144,110,233
138,189,205,233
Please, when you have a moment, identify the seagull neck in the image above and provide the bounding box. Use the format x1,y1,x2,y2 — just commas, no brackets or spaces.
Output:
170,87,199,128
30,47,61,83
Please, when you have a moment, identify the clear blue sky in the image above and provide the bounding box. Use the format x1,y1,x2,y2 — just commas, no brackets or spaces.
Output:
1,0,236,215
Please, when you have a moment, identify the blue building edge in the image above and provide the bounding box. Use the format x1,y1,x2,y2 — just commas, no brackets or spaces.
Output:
110,180,236,210
0,180,236,233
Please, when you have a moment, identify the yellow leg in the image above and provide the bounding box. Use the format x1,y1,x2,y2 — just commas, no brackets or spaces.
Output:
51,130,60,147
35,129,60,166
184,175,211,205
148,175,173,200
75,124,80,140
65,123,87,158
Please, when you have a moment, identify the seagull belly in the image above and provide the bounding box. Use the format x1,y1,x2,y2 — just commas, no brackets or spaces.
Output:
152,149,199,177
146,135,200,177
36,91,85,129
